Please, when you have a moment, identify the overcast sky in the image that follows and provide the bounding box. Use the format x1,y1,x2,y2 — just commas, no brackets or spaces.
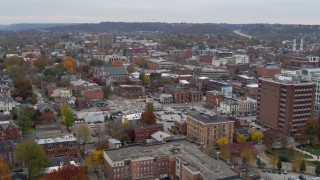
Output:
1,0,319,25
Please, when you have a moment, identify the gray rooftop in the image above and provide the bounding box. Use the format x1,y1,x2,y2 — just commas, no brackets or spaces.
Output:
189,114,234,124
104,139,239,179
103,67,128,75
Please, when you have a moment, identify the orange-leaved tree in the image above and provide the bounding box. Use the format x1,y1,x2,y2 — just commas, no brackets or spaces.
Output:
0,157,11,180
111,61,124,67
62,57,77,73
45,164,89,180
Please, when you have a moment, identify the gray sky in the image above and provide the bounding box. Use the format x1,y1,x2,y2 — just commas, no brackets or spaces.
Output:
1,0,319,24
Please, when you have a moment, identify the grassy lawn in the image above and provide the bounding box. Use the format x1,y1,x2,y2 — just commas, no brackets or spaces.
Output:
301,146,320,156
267,149,312,160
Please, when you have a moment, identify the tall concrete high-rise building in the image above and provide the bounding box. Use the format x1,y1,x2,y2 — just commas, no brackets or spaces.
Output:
293,37,297,51
98,33,113,48
257,73,315,135
300,39,304,51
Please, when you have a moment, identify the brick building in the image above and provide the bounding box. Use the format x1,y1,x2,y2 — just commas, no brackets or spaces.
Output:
257,74,315,135
256,63,281,77
0,120,21,142
205,90,225,109
165,85,203,104
35,135,77,160
117,85,145,99
36,103,56,124
174,120,187,134
82,88,104,100
134,124,163,144
187,114,234,148
103,139,240,180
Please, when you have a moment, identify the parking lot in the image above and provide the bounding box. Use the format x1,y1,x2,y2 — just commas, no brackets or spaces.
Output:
257,169,317,180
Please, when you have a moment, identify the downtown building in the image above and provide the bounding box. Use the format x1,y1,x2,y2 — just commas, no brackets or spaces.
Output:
257,72,315,135
103,139,240,180
98,33,114,48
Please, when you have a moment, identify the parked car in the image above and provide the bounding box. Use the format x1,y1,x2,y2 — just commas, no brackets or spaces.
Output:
267,168,272,173
283,170,288,174
272,169,276,173
277,169,282,174
262,168,266,172
299,175,306,180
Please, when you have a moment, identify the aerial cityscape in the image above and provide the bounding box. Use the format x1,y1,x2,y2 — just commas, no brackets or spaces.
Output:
1,1,320,180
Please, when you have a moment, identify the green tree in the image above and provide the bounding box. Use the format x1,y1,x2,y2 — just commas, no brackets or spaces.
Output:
61,103,74,130
15,141,48,180
143,75,151,86
237,134,247,143
277,159,282,170
145,102,154,112
102,85,112,99
89,58,105,66
139,72,145,81
16,105,37,133
300,118,319,144
104,115,109,123
315,164,320,176
299,160,306,172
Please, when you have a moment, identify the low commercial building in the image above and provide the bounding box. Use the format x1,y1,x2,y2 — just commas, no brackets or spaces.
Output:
134,124,163,144
117,85,145,99
218,98,257,116
103,139,240,180
202,80,232,97
159,94,173,104
187,114,234,148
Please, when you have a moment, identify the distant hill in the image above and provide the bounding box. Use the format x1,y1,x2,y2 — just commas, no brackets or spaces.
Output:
0,23,79,31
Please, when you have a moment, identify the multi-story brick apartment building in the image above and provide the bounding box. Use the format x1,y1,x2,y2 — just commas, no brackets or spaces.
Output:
281,55,320,70
117,85,145,99
257,73,315,135
103,139,240,180
218,98,257,116
98,33,113,48
0,120,21,142
205,90,225,109
134,124,163,144
35,135,77,160
187,114,234,148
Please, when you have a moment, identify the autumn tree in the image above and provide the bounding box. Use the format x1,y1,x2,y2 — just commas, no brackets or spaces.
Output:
77,124,91,145
106,123,123,139
15,141,48,180
216,137,228,147
85,150,104,172
240,148,256,166
263,129,281,150
111,61,124,67
299,118,319,144
251,129,263,143
143,75,151,86
45,164,89,180
126,65,135,73
141,111,156,125
13,76,33,98
0,157,11,180
120,134,131,145
269,155,278,168
291,156,303,172
236,134,247,143
139,72,145,81
61,103,74,130
62,57,77,73
34,55,51,70
220,147,231,160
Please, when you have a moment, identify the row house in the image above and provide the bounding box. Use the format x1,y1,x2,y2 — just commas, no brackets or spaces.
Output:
36,103,56,124
218,98,257,116
0,120,21,142
205,90,225,109
35,135,77,160
0,95,20,111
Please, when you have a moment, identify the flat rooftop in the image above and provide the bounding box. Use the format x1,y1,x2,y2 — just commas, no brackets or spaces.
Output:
104,139,239,179
189,113,234,124
35,135,76,145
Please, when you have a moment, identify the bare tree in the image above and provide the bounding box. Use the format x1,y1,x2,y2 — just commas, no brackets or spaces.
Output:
106,123,123,139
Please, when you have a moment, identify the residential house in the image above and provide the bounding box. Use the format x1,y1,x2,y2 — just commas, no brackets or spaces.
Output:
0,120,21,142
36,103,55,124
0,95,20,111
